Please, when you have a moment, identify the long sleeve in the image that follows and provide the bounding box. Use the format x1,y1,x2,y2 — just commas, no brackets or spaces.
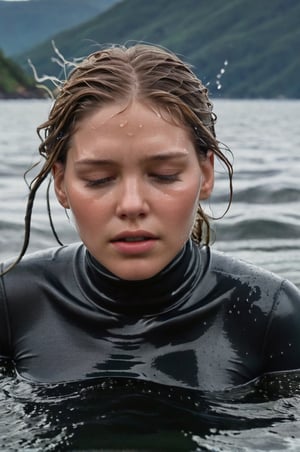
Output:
262,279,300,374
0,266,12,360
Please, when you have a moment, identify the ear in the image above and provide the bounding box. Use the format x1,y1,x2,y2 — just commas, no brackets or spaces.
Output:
52,162,70,209
199,151,214,200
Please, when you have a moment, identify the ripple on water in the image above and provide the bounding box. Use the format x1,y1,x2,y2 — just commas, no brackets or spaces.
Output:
1,367,300,451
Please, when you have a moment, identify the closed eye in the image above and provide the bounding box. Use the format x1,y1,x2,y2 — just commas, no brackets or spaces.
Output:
85,176,115,187
150,173,181,183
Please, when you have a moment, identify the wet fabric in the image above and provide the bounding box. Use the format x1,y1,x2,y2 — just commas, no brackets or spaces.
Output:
1,241,300,391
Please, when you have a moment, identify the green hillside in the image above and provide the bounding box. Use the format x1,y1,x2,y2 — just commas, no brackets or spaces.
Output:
0,50,41,98
19,0,300,98
0,0,122,56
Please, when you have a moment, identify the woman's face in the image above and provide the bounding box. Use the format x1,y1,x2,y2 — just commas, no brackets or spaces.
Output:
53,100,214,280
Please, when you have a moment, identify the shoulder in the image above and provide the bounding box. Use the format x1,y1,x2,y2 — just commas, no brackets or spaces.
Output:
202,247,300,375
1,242,84,275
0,243,85,299
207,246,286,289
198,245,300,310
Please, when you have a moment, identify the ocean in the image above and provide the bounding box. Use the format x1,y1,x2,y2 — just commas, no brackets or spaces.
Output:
0,99,300,450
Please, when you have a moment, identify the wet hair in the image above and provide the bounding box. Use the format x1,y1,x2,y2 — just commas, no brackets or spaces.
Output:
4,43,233,273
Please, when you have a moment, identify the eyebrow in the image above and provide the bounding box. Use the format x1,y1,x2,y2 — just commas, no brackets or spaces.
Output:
74,151,189,167
75,159,115,167
145,151,189,162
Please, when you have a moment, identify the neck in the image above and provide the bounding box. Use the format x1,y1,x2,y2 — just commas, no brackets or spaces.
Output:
77,240,203,316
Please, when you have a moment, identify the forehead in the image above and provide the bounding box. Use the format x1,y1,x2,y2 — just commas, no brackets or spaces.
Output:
68,101,197,162
73,100,191,139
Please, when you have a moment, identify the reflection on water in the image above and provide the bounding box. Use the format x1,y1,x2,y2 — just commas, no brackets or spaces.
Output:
1,367,300,451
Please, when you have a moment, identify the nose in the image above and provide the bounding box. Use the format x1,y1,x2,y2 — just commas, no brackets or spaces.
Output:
116,177,149,220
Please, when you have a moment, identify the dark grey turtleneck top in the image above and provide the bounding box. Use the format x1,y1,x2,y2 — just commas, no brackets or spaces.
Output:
1,241,300,391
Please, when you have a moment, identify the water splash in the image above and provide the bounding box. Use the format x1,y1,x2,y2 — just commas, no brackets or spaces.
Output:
216,60,229,91
206,60,229,92
28,41,84,99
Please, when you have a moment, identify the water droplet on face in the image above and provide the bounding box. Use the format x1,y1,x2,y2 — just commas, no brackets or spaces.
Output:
138,124,143,128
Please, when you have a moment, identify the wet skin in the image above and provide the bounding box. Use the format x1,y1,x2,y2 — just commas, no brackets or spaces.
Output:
53,101,214,280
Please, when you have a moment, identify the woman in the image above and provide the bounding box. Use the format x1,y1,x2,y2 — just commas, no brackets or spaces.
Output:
1,44,300,391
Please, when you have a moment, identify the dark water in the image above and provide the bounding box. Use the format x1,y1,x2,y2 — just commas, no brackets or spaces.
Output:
0,99,300,450
2,369,300,451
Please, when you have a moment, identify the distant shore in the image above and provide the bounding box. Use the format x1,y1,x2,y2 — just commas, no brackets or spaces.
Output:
0,88,45,99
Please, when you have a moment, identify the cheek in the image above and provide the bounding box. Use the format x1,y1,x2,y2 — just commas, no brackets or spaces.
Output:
65,185,98,225
180,197,199,226
166,182,201,224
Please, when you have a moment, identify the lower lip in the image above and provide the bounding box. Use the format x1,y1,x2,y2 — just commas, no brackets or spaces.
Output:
111,239,157,255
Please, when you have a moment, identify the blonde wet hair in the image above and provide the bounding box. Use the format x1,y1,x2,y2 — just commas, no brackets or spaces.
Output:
5,43,233,273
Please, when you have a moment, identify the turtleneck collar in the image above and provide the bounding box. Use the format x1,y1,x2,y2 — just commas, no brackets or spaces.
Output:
76,240,203,316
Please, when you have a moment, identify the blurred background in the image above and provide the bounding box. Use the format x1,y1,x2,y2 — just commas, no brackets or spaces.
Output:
1,0,299,98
